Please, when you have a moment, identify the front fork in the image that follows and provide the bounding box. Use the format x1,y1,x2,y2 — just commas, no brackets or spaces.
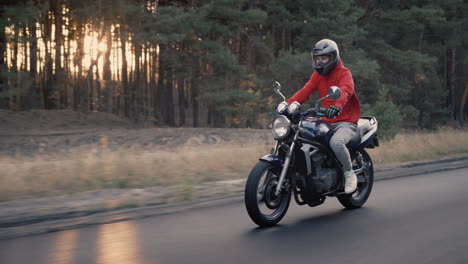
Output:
274,131,299,196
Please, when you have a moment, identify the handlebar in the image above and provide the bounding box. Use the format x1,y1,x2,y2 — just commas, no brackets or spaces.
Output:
269,107,327,118
301,107,326,117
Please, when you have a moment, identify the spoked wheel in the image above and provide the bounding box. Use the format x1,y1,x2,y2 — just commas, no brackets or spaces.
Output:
244,161,291,227
338,149,374,209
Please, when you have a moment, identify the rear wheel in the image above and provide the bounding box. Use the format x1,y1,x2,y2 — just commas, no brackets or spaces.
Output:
244,161,291,227
338,149,374,209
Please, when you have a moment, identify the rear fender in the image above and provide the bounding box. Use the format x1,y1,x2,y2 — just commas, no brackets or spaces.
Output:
354,117,379,150
355,133,379,149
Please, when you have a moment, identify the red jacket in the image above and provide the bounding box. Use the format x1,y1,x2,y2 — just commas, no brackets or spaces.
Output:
286,60,360,124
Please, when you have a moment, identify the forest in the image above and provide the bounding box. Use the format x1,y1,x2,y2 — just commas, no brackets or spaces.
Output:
1,0,467,134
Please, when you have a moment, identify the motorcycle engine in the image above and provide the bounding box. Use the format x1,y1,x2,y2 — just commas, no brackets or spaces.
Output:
296,144,339,204
309,153,338,194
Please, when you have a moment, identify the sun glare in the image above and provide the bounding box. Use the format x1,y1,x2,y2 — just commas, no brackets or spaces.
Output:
5,22,138,82
98,41,108,53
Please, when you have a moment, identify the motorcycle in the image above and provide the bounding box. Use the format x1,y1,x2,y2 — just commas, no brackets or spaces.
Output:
244,82,379,227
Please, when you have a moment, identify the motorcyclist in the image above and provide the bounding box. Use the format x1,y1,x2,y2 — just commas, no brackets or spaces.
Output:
277,39,361,194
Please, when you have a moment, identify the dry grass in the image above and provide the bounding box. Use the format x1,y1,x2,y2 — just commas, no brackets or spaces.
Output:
1,128,467,202
0,143,270,201
369,128,468,163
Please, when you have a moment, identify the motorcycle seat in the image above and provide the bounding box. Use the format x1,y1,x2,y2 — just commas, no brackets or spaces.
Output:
346,117,374,148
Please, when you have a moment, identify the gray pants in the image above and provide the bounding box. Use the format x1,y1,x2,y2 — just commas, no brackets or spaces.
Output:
330,122,357,172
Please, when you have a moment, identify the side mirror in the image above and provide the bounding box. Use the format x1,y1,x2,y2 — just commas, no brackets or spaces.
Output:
328,86,341,100
273,81,281,94
273,81,286,101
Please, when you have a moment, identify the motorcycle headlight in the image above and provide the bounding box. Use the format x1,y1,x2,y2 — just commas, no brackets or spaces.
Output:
272,115,291,139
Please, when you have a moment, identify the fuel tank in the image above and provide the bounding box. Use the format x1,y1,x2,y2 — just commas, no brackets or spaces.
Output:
299,117,333,144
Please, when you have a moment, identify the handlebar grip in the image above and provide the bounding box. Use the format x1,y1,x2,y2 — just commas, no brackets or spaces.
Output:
317,107,326,117
301,109,314,117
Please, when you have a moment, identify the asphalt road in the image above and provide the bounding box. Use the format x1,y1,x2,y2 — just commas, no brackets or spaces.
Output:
1,168,468,264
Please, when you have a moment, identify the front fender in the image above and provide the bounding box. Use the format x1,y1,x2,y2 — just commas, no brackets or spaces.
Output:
260,154,284,169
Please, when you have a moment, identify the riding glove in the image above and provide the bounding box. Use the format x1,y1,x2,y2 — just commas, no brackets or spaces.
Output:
277,101,288,114
324,105,341,119
287,101,301,114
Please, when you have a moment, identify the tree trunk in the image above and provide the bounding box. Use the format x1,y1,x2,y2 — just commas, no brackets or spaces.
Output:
52,0,63,107
158,44,175,126
63,8,71,109
207,104,213,127
156,47,165,124
459,82,468,127
75,23,85,111
165,71,175,126
144,45,150,119
178,78,185,126
133,43,141,120
102,20,112,112
416,30,424,126
44,8,54,109
282,25,286,51
0,4,7,109
120,23,129,117
450,47,456,121
151,45,159,123
192,79,199,127
235,32,241,64
28,21,38,109
271,24,276,61
10,25,19,110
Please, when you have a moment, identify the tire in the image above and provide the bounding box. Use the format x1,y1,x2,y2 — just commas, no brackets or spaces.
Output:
338,149,374,209
244,161,291,227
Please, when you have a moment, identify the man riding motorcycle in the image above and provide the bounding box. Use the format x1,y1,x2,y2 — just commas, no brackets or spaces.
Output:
277,39,360,194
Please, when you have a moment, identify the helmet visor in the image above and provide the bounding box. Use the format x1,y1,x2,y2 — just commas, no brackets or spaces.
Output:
312,54,332,68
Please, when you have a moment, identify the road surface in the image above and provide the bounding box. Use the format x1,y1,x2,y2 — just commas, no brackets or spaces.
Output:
1,168,467,264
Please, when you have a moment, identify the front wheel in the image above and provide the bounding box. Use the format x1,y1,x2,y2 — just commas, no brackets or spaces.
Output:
244,161,291,227
338,149,374,209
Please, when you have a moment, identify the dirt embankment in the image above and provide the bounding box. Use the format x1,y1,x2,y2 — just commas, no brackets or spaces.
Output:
0,109,272,155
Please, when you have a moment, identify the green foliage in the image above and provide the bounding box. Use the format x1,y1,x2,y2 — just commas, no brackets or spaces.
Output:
343,49,381,104
362,87,403,139
299,0,366,47
0,1,41,27
266,51,311,97
0,71,32,98
1,0,467,130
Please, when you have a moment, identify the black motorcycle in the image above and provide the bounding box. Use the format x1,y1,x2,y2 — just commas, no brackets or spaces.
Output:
244,82,379,227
